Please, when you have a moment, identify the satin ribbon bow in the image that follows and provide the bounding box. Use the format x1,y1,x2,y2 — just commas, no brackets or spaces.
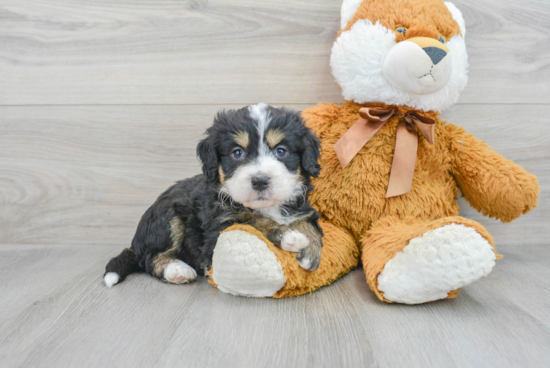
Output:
334,107,436,198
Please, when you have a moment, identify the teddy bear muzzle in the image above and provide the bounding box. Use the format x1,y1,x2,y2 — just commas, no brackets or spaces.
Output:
382,36,452,95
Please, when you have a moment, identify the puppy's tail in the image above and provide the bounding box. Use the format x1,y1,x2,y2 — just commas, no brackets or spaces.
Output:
104,248,140,288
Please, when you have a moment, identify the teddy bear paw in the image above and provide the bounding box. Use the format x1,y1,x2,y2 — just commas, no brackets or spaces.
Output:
212,230,286,297
377,224,496,304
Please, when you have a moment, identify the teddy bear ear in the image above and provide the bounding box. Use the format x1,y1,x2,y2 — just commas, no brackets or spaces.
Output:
340,0,364,30
444,2,466,36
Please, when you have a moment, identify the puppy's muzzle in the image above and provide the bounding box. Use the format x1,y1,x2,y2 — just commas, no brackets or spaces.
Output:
251,175,270,192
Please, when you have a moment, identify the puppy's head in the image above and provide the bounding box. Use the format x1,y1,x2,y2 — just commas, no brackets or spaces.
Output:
197,103,320,209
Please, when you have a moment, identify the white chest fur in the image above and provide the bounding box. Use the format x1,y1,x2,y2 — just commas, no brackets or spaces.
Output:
257,206,298,226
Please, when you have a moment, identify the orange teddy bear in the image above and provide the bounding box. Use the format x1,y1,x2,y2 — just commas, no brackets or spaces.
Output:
210,0,539,304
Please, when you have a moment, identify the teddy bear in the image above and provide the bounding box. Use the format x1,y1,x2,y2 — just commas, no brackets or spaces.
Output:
208,0,540,304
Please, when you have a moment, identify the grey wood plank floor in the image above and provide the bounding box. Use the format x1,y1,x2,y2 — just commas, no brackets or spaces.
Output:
1,0,549,367
0,244,549,368
1,0,550,105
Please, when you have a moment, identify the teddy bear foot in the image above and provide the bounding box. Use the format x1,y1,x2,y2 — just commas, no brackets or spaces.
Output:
377,223,496,304
211,229,286,297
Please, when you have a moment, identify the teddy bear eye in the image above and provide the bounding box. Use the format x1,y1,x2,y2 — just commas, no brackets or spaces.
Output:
439,35,446,44
396,27,407,35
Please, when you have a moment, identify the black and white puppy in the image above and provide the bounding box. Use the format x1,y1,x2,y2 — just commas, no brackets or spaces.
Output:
104,103,323,288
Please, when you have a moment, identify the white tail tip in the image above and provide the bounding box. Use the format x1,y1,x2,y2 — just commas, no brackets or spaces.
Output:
104,272,120,288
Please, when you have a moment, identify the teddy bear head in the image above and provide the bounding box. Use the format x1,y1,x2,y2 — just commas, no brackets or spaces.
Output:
331,0,468,112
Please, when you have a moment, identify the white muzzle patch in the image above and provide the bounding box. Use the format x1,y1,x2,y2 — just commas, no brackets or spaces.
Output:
224,156,302,209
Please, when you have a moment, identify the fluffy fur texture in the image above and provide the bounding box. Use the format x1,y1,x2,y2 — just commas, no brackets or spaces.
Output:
104,104,323,287
211,222,359,298
340,0,364,29
304,101,537,302
212,229,287,297
209,0,539,303
377,223,496,304
341,0,462,36
361,216,500,302
331,2,468,112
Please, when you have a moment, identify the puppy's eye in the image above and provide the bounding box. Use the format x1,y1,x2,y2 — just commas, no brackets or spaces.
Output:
275,147,287,158
439,35,446,44
232,148,244,159
396,27,407,35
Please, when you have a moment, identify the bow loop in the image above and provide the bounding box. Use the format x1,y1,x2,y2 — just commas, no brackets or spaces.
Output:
334,106,437,198
403,111,436,145
359,107,396,122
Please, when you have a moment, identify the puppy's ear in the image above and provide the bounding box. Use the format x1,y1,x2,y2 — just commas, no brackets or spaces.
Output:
301,127,321,178
197,133,219,183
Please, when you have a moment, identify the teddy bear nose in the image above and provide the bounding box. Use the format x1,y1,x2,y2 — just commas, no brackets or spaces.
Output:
423,47,447,65
251,176,270,191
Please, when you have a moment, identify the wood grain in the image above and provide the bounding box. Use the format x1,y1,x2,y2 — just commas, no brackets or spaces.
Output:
1,0,550,105
0,104,548,246
1,1,548,367
0,244,549,368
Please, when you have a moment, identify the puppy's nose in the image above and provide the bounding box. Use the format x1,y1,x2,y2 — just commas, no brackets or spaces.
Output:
251,176,270,191
423,47,447,65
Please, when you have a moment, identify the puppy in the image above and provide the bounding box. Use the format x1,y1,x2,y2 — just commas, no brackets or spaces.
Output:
104,103,323,288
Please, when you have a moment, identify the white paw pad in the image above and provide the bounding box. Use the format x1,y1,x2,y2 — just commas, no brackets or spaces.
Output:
377,224,497,304
163,260,197,284
281,230,310,252
104,272,120,288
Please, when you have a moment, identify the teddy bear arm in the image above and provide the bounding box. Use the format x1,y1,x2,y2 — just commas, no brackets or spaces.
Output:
447,125,540,222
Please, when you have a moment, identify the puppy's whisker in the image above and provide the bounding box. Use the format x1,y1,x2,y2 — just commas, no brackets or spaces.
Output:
218,186,239,210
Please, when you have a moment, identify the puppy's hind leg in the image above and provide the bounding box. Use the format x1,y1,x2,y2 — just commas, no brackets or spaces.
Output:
145,251,197,284
162,260,197,284
145,217,197,284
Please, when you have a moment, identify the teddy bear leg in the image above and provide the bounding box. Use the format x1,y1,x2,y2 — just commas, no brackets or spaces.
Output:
210,222,359,298
362,216,501,304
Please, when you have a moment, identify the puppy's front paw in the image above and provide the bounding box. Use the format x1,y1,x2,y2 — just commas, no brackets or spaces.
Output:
296,245,321,271
281,230,310,252
163,260,197,284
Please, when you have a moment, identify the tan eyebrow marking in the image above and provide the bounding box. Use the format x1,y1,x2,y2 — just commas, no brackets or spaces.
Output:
233,131,249,148
266,128,285,148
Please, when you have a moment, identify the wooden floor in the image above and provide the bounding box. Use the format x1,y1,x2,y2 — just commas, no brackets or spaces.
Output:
1,1,550,367
0,245,549,368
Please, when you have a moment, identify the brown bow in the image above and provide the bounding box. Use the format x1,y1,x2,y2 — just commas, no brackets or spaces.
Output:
334,107,436,198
